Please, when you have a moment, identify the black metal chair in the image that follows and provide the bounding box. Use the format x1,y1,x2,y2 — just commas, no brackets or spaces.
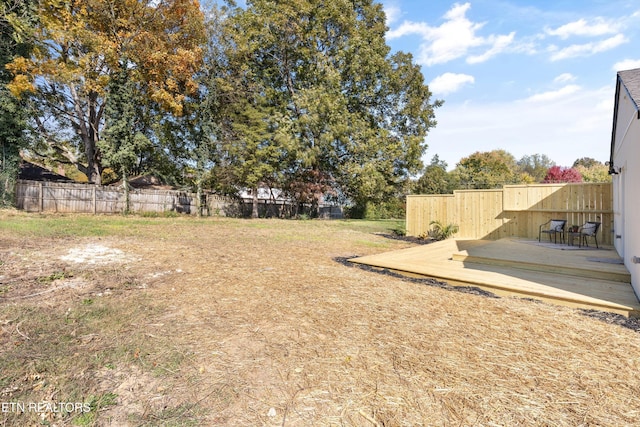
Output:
577,221,601,248
538,219,566,244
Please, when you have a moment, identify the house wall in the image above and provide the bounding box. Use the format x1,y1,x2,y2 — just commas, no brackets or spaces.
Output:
612,88,640,296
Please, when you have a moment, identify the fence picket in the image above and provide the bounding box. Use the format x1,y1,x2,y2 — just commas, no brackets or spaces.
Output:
17,180,206,215
407,183,613,245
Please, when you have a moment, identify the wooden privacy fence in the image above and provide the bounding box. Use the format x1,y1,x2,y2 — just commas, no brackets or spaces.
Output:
407,183,613,245
15,180,234,215
14,180,343,218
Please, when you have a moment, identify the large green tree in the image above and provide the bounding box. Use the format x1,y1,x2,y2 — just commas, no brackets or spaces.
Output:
7,0,205,184
413,155,455,194
452,149,519,189
517,153,555,183
221,0,440,214
192,5,285,217
571,157,610,183
0,0,35,205
99,62,152,212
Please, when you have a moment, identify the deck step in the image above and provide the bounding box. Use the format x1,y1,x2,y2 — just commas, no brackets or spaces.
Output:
349,238,640,317
452,253,631,283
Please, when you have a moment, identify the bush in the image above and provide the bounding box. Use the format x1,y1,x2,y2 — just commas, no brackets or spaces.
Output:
425,220,459,241
346,199,406,220
63,165,88,182
101,168,119,185
392,225,406,236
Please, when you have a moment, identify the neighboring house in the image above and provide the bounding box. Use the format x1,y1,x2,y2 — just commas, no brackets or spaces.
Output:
238,187,344,219
609,67,640,297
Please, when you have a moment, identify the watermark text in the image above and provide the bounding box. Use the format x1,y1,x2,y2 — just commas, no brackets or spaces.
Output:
1,401,91,414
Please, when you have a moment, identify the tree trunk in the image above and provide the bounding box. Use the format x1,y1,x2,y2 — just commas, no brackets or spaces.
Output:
70,86,103,184
196,177,204,217
252,186,259,218
122,167,130,214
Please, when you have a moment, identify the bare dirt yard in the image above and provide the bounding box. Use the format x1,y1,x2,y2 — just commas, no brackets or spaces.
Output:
2,210,640,426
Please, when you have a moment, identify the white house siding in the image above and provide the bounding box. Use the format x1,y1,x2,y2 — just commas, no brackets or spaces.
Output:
612,71,640,296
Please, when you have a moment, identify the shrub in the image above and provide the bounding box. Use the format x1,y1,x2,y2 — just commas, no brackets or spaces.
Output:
101,168,119,185
426,220,459,241
392,226,406,236
346,199,406,220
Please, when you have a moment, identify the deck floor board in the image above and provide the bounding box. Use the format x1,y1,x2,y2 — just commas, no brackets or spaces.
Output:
349,238,640,317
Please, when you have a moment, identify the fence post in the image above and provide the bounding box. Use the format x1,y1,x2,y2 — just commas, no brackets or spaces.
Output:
39,181,43,212
93,185,97,214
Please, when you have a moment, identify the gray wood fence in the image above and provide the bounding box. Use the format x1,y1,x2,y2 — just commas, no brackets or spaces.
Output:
14,180,343,218
15,180,234,215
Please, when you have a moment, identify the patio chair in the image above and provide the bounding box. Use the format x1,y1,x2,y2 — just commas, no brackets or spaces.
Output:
577,221,601,248
538,219,566,244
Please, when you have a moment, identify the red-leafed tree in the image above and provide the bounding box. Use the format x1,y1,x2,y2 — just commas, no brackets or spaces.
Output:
543,166,583,183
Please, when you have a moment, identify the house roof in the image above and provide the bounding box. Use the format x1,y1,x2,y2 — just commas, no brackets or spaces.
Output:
113,175,174,190
609,68,640,173
618,68,640,112
18,161,73,182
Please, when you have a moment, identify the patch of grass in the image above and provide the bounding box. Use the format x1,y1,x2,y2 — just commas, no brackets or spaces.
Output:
140,210,181,218
335,219,405,234
0,214,112,238
130,403,204,427
355,239,394,248
149,348,189,377
0,289,179,426
0,211,406,241
37,270,72,284
0,211,188,238
72,392,119,426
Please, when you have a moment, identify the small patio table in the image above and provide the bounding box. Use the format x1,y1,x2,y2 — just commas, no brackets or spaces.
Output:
567,231,581,246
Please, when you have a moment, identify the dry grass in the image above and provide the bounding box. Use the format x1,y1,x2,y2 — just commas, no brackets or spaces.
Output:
1,211,640,426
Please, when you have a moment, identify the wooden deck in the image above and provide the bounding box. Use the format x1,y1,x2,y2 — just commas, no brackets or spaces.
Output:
350,238,640,317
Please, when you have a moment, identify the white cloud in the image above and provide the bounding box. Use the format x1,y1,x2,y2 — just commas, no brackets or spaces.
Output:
554,73,576,84
425,85,614,169
549,34,628,61
613,59,640,71
387,21,431,39
382,1,402,26
429,73,475,95
524,85,581,102
467,32,516,63
387,2,514,66
546,17,621,39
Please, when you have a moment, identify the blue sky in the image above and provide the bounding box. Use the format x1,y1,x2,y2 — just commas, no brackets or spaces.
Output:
381,1,640,170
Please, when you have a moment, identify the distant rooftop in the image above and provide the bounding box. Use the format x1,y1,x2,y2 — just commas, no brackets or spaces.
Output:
18,161,73,182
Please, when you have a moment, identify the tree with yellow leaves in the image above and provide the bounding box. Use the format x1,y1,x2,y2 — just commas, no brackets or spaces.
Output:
6,0,205,184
